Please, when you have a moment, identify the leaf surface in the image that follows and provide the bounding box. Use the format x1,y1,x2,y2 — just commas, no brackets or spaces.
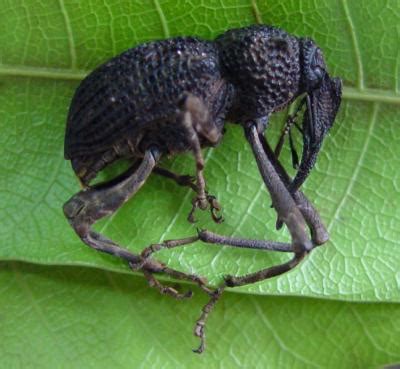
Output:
1,262,399,369
0,0,399,301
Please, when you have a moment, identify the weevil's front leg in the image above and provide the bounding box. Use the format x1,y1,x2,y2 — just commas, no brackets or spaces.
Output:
179,95,223,224
196,124,313,297
63,148,210,298
184,126,223,224
192,126,311,349
191,123,316,353
259,133,329,245
219,122,313,288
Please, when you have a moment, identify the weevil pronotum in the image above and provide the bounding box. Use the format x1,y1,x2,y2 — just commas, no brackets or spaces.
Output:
63,24,342,353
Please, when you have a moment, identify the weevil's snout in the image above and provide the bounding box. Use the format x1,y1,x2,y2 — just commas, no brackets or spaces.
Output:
331,77,343,104
290,74,342,193
312,75,342,137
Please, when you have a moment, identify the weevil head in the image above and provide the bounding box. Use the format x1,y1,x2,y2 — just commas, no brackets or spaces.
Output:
283,37,342,193
300,38,327,92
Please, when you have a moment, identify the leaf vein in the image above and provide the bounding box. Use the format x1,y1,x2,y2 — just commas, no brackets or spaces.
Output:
104,271,181,365
1,64,400,105
250,0,263,24
327,103,379,232
11,262,69,358
341,0,364,90
57,0,77,69
153,0,170,38
252,298,321,368
350,305,398,356
231,182,264,236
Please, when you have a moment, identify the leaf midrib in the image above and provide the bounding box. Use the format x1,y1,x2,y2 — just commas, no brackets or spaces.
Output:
1,63,399,105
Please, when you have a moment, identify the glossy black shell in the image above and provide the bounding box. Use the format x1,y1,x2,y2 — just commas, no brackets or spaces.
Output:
65,37,231,184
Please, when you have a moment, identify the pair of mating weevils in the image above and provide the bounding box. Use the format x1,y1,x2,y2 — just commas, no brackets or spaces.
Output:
63,25,342,353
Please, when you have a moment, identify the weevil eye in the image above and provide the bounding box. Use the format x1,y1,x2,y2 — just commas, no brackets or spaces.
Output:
312,66,324,80
301,39,326,91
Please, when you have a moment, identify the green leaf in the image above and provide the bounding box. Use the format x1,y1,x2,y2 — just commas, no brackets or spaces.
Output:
1,261,400,369
1,0,399,302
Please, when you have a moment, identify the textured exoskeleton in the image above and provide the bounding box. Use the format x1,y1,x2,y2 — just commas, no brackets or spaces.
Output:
63,25,342,353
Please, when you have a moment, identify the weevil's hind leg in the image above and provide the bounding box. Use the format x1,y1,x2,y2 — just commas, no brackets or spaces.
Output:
192,285,225,354
179,94,223,224
63,148,209,298
195,121,333,351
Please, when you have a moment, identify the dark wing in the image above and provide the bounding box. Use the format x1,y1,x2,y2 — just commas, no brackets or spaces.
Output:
64,37,222,159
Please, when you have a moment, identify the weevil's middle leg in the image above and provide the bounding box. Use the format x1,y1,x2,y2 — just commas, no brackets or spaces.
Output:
179,95,223,224
63,148,210,298
154,166,222,223
185,124,223,224
153,167,197,192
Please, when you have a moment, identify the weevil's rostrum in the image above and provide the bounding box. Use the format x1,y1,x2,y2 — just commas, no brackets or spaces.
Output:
63,24,342,353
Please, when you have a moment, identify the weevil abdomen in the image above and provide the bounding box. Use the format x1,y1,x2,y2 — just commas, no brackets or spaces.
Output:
65,37,232,184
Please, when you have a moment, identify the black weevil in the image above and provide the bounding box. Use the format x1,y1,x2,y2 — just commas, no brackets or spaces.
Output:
63,24,342,353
